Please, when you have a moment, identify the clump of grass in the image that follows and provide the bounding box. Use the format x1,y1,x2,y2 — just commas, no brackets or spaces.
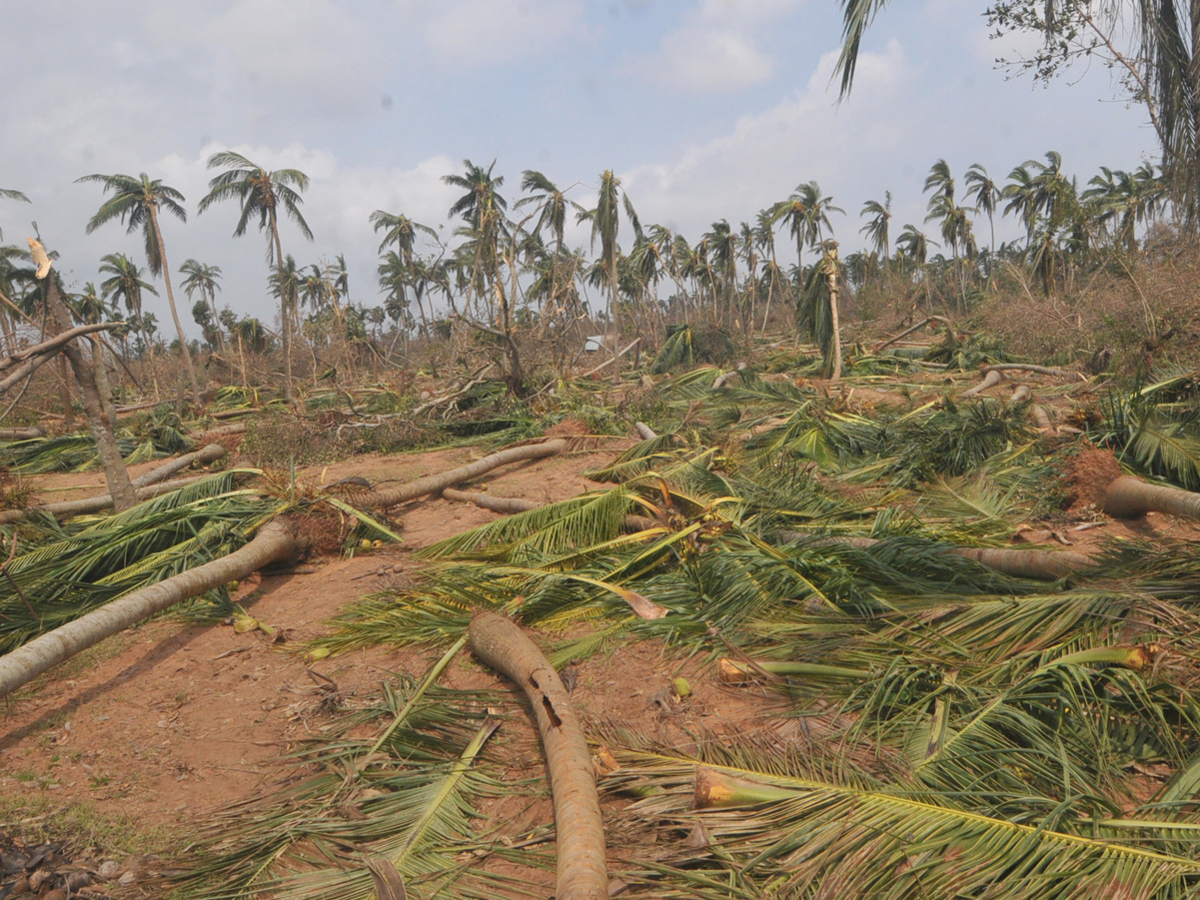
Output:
0,465,34,509
0,793,176,858
242,412,345,467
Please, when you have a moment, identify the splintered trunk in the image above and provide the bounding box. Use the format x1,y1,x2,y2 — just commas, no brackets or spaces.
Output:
468,612,607,900
0,520,297,699
40,265,136,511
825,245,842,382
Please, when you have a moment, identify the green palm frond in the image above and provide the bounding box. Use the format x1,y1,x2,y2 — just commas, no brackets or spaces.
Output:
181,673,513,900
605,743,1200,900
421,487,637,561
0,474,280,648
584,433,680,482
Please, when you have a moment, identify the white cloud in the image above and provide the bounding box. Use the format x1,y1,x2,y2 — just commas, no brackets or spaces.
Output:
146,0,384,112
635,0,803,92
422,0,586,67
623,40,912,236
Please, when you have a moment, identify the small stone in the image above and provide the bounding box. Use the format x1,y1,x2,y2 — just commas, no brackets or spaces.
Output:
42,890,67,900
118,871,138,886
28,870,51,891
65,872,92,891
97,860,122,880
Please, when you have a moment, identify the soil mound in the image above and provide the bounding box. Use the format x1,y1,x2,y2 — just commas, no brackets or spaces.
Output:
1066,448,1123,512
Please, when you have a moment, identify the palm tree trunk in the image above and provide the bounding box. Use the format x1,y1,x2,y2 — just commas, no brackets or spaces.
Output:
41,273,136,511
827,264,842,382
57,355,75,430
354,439,567,510
268,208,295,407
148,205,201,404
468,611,608,900
1103,475,1200,521
0,520,296,699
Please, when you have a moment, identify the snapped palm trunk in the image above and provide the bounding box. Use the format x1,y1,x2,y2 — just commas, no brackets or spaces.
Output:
354,439,568,510
36,257,137,511
0,520,297,699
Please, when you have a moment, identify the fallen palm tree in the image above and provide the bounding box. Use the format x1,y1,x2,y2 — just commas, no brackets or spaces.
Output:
0,444,227,525
0,427,43,441
0,474,214,525
1103,474,1200,521
469,611,608,900
441,487,661,534
0,518,297,698
796,534,1092,580
354,438,569,510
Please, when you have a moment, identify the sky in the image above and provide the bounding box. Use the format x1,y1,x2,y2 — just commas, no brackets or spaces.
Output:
0,0,1158,338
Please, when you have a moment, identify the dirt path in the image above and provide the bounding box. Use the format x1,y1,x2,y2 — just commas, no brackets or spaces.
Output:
0,434,641,828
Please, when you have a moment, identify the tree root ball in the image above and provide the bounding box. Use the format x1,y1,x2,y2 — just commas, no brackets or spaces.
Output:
1065,448,1123,513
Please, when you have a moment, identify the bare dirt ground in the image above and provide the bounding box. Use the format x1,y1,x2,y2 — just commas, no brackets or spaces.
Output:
0,425,794,900
2,384,1198,895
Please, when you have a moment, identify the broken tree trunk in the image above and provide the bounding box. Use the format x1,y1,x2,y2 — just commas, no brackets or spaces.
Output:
872,316,952,355
33,242,137,511
0,474,211,525
794,534,1091,580
0,427,43,440
355,439,568,510
0,519,298,699
1103,476,1200,521
130,443,226,489
634,422,658,441
441,487,661,533
0,324,119,397
982,363,1080,379
959,369,1003,398
468,611,608,900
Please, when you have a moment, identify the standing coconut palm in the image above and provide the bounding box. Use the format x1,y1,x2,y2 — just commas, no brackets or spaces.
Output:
179,260,223,350
964,164,998,259
859,192,892,264
370,211,438,261
516,171,582,319
77,173,200,403
198,152,312,405
773,181,843,277
443,160,508,321
99,254,158,357
704,219,738,328
577,170,639,343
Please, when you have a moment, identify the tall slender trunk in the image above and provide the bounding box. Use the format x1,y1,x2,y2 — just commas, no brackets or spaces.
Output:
148,204,200,404
268,207,294,406
826,245,842,383
90,336,119,435
57,355,75,430
1188,0,1200,226
40,269,136,510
